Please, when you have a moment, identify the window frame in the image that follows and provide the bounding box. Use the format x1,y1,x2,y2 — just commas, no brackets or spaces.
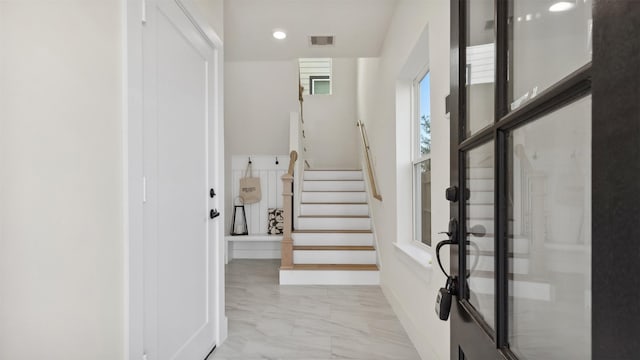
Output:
309,75,331,95
412,65,432,248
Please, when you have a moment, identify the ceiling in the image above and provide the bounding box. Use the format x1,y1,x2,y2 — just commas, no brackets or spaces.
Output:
224,0,399,61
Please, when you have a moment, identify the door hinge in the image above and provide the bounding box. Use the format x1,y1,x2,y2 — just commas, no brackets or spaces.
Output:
445,94,451,114
141,0,147,24
142,176,147,203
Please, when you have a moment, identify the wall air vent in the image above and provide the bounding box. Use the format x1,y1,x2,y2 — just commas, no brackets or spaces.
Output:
309,36,335,46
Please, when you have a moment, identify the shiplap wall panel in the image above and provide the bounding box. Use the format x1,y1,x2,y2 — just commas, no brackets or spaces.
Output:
231,155,289,235
299,58,332,96
467,43,495,85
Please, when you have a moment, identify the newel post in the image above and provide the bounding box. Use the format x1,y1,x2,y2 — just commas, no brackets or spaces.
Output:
280,151,298,270
280,174,294,269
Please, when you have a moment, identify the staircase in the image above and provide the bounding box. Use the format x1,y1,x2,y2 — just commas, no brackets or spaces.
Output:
279,169,380,285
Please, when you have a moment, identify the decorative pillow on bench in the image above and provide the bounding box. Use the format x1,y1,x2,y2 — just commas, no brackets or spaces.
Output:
268,208,284,235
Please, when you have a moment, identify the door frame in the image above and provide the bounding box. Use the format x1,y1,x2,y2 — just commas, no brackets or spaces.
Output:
124,1,226,359
448,0,640,359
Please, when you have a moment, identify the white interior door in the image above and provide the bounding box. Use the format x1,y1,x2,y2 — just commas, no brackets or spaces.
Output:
143,1,217,359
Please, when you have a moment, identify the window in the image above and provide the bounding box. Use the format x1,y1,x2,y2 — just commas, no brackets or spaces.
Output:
299,58,332,95
413,71,431,246
309,76,330,95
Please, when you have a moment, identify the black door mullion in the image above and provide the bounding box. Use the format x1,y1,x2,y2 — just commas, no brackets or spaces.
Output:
495,0,509,119
457,0,469,304
592,1,640,358
459,126,494,152
494,0,509,350
494,129,508,349
495,65,592,132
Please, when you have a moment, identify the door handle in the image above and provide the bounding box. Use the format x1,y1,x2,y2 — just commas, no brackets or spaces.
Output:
435,218,459,284
435,218,459,321
210,209,220,219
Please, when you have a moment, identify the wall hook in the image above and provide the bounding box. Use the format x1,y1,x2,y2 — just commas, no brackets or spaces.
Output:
275,156,279,165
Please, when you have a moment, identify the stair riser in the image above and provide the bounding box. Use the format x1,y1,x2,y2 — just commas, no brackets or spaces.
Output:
292,233,374,246
293,250,377,264
469,277,551,301
472,255,529,274
301,192,367,203
300,204,369,216
467,179,493,191
280,270,380,285
471,237,530,254
467,218,514,232
467,192,494,204
467,167,494,179
304,171,363,181
304,181,365,192
467,204,493,218
298,217,371,231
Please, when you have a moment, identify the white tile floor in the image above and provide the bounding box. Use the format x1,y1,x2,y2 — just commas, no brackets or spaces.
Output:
209,259,421,360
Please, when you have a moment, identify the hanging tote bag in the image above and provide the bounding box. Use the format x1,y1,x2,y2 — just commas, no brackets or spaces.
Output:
239,160,262,204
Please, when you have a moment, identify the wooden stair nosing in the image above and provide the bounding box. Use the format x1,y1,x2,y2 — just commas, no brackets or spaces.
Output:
290,264,378,271
293,245,375,251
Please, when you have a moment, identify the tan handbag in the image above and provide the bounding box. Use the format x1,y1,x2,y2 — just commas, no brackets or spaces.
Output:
239,161,261,204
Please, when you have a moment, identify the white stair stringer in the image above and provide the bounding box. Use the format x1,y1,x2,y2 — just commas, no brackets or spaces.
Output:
280,169,379,285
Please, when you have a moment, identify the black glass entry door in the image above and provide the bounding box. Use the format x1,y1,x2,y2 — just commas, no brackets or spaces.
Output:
447,1,640,359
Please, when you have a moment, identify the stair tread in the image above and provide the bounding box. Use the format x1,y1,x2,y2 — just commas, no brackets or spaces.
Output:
294,230,373,234
291,264,379,271
294,246,375,251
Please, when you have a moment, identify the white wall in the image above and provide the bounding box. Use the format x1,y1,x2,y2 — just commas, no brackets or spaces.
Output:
304,58,360,169
357,1,451,359
0,1,124,359
194,0,224,39
224,60,299,232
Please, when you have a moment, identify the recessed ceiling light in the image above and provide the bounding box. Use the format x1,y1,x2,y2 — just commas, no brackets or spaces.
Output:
273,30,287,40
549,2,575,12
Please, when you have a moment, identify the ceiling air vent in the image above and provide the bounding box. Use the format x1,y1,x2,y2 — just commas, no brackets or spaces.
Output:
310,36,334,46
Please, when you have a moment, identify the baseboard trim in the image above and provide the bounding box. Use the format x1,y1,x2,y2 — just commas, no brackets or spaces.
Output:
381,283,442,360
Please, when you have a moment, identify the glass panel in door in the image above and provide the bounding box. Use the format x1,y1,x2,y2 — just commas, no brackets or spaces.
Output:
510,0,592,110
507,95,591,359
465,0,495,137
465,141,495,329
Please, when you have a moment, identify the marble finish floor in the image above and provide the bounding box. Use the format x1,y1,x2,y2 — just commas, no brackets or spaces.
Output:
209,259,421,360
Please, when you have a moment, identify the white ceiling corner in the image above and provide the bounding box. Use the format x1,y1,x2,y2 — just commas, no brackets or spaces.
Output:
224,0,399,61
